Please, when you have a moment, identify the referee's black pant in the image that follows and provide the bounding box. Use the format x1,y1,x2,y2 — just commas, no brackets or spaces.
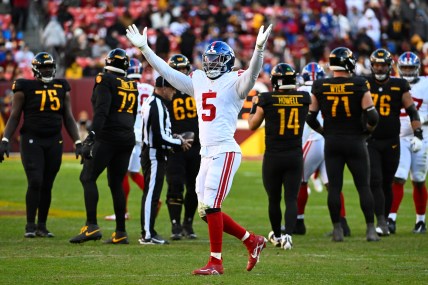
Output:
140,145,168,239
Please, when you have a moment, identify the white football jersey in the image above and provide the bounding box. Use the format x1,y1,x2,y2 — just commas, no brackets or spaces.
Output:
298,83,323,142
399,76,428,138
140,43,264,156
134,82,154,143
190,70,244,154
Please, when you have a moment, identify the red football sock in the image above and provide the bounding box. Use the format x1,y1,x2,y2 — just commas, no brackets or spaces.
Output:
413,183,427,215
340,192,346,218
122,176,130,212
297,183,308,215
313,169,319,179
130,172,145,191
390,182,404,213
206,211,223,254
222,212,246,239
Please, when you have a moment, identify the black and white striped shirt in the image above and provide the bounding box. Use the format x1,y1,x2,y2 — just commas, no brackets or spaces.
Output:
142,93,182,150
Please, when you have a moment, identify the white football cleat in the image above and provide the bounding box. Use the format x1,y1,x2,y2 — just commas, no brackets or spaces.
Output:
281,234,293,250
310,174,323,192
268,231,281,247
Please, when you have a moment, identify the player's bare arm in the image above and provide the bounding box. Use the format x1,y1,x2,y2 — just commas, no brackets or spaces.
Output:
63,91,82,158
247,95,264,130
0,90,24,162
2,90,24,140
402,91,422,130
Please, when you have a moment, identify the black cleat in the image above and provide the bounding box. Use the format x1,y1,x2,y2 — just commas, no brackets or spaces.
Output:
366,223,380,241
24,223,36,238
171,223,182,240
182,223,197,239
138,234,169,245
293,219,306,235
332,227,344,242
36,224,54,237
69,224,102,243
387,218,396,234
340,217,351,237
104,231,129,244
412,221,426,234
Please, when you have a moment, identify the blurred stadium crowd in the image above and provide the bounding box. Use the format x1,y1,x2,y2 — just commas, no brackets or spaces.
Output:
0,0,428,88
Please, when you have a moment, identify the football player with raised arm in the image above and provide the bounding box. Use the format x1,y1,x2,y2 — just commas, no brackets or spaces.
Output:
126,23,272,275
248,63,311,250
306,47,380,242
389,51,428,234
366,49,422,236
0,52,82,238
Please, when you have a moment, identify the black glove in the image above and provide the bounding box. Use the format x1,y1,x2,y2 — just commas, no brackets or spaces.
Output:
82,131,95,160
0,139,9,163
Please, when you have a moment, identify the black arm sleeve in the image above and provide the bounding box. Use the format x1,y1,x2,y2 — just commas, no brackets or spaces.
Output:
306,110,324,135
405,103,420,122
365,105,379,127
90,84,111,134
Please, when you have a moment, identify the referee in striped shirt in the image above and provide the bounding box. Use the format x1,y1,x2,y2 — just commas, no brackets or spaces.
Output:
139,76,192,244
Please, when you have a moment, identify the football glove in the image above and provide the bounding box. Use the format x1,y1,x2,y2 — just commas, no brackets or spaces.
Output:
126,24,148,49
411,136,423,152
256,24,273,51
0,138,9,163
411,128,423,152
75,140,83,160
82,131,95,160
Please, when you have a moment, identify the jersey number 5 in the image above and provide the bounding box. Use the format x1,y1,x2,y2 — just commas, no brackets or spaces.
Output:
36,90,60,111
278,108,300,135
202,92,216,121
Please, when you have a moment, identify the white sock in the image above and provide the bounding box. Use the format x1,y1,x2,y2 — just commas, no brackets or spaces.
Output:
211,252,221,260
388,213,397,221
241,231,250,241
416,215,425,223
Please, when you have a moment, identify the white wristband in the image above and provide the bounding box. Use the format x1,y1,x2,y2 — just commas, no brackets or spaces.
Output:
2,137,9,143
75,140,82,145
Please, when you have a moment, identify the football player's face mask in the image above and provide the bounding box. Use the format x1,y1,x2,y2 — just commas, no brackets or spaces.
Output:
203,54,230,79
202,41,235,79
36,65,56,83
397,52,420,83
372,62,389,81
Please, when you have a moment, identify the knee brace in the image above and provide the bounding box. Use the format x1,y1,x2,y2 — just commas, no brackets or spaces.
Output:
393,177,406,184
166,197,183,206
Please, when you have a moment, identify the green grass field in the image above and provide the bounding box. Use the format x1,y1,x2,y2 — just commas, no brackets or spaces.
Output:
0,156,427,284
